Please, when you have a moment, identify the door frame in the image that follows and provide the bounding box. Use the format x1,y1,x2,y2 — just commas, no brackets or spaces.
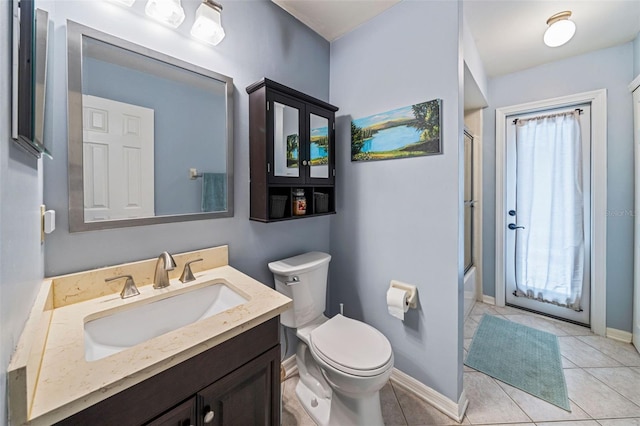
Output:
495,89,607,336
630,74,640,351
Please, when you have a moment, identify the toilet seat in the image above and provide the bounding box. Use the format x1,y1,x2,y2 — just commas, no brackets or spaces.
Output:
310,314,393,377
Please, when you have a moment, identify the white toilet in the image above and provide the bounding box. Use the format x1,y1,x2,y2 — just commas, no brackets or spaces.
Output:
269,252,394,426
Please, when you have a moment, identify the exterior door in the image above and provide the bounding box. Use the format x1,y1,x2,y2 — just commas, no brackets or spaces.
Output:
505,105,591,324
82,95,155,221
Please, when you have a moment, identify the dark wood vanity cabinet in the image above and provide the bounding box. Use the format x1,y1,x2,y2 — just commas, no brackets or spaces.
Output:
56,318,281,426
247,78,339,222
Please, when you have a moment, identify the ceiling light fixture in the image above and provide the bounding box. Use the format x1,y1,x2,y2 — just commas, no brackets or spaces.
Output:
109,0,136,7
191,0,226,46
543,11,576,47
145,0,185,28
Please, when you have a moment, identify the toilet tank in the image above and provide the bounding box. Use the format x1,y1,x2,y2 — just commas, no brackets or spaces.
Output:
268,252,331,328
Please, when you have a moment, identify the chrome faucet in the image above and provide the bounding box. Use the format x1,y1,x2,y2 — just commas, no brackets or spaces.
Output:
153,251,176,289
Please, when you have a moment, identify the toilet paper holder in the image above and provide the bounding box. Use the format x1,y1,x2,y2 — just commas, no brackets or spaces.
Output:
390,280,417,309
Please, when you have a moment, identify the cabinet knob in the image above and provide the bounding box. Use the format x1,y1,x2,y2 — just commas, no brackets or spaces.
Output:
302,160,308,166
203,410,215,423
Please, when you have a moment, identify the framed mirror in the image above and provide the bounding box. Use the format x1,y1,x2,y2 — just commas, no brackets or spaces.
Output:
67,21,234,232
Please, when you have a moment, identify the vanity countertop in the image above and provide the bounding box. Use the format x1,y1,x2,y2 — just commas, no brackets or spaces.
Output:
7,246,292,425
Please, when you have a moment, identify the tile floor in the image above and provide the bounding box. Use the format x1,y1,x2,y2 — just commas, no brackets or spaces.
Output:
281,302,640,425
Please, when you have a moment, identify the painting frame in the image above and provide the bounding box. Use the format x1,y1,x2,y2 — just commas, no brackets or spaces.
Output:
351,98,442,162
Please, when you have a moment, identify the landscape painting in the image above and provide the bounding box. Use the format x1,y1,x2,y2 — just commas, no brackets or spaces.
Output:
351,99,442,162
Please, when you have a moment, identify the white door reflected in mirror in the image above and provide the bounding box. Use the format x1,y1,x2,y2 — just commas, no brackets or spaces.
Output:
82,95,155,222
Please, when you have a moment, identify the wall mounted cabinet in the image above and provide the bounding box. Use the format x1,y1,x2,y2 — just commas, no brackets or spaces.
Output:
247,79,339,222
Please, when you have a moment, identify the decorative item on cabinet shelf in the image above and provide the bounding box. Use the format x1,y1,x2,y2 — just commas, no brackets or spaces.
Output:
270,195,288,219
314,192,329,214
292,188,307,216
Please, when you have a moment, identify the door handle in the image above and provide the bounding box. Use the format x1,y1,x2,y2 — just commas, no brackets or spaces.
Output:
508,223,525,230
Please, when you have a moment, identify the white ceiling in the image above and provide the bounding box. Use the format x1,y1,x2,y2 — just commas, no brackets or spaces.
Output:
271,0,640,77
272,0,401,42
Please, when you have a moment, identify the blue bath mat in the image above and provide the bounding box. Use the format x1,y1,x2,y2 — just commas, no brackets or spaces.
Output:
465,314,570,411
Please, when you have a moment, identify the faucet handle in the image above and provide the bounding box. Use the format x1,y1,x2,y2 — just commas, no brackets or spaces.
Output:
180,258,203,283
105,275,140,299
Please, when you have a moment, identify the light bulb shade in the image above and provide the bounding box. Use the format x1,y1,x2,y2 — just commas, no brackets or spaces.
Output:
191,2,226,46
145,0,185,28
544,18,576,47
110,0,136,6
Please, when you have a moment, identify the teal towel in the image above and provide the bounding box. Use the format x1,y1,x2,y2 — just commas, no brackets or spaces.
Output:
201,173,227,212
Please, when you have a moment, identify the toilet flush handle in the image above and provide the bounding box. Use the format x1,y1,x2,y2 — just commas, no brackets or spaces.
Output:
285,276,301,286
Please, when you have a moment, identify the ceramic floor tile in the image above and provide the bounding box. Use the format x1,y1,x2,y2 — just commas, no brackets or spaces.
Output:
281,375,317,426
393,382,468,425
464,338,473,351
463,372,531,424
494,380,590,422
471,303,499,316
380,381,407,426
585,367,640,406
577,336,640,366
563,356,580,369
464,317,480,339
558,337,622,368
490,304,528,316
564,369,640,419
598,419,640,426
470,314,487,324
536,421,600,426
554,321,593,336
501,314,568,336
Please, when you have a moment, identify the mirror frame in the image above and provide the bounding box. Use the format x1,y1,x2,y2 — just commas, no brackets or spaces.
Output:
67,20,234,232
12,0,50,158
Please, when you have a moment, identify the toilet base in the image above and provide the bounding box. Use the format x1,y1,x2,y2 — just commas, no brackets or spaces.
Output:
294,342,386,426
295,376,331,426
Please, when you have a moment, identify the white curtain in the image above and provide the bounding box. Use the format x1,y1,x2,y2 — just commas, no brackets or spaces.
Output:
514,111,584,311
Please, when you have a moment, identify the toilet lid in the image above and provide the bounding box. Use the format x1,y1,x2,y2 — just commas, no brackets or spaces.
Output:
310,315,392,376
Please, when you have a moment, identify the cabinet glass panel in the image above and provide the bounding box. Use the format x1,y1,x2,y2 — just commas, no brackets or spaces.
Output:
273,102,300,178
309,113,329,179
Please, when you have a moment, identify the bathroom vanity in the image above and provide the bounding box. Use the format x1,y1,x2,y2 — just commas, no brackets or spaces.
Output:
7,246,291,425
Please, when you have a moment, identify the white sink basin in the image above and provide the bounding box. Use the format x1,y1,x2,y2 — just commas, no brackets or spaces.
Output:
84,283,248,361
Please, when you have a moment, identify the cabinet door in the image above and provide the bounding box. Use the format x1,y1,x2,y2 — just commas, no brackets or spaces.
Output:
197,346,280,426
306,104,335,185
145,397,197,426
268,92,306,185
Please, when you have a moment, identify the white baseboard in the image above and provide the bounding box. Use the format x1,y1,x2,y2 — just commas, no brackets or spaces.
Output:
482,295,496,305
606,327,633,343
282,354,298,379
390,368,468,423
282,356,467,423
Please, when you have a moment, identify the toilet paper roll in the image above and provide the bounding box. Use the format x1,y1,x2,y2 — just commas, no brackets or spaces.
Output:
387,287,409,320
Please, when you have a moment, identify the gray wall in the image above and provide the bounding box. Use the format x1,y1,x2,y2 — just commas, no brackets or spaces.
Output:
43,0,331,289
481,43,635,331
329,1,464,402
83,56,226,216
0,3,46,425
634,32,640,77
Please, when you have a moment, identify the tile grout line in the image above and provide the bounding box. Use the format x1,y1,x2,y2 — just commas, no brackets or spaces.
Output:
388,381,410,426
579,366,640,411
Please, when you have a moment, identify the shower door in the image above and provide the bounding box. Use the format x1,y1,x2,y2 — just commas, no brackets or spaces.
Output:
504,105,591,325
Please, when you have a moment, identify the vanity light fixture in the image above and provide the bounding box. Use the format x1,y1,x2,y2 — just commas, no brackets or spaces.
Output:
145,0,186,28
191,0,226,46
543,11,576,47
